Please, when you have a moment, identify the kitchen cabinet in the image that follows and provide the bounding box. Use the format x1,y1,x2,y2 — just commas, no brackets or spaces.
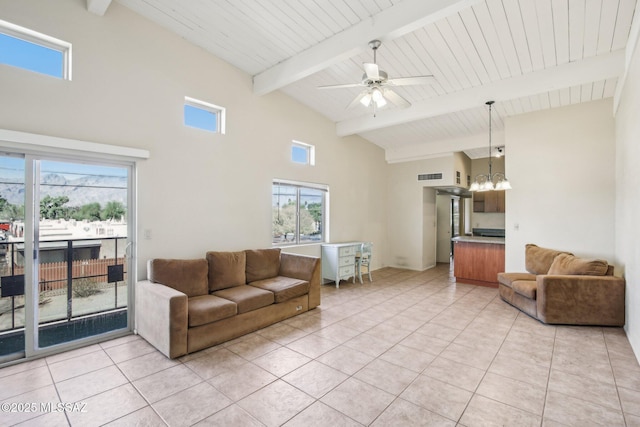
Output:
452,237,505,287
473,191,505,213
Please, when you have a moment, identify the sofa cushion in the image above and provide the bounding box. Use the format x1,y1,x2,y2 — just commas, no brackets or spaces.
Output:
148,258,208,297
188,295,237,327
249,276,310,303
525,244,573,275
498,272,536,288
213,285,274,314
245,248,281,282
207,251,246,292
511,280,537,300
547,253,609,276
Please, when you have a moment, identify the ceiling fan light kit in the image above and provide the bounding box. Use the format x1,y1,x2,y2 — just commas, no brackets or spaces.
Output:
360,87,387,108
469,101,512,192
318,39,434,116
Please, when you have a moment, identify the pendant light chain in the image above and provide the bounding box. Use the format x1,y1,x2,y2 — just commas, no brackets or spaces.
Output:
487,100,493,179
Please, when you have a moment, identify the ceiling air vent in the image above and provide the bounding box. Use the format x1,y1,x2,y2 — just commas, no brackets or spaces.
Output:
417,173,443,181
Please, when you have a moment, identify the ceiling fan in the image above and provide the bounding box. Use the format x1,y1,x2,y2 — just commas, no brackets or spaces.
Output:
318,39,435,115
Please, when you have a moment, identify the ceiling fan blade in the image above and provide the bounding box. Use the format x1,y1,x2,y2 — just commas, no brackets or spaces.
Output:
363,62,379,80
318,82,364,90
346,91,369,110
387,76,435,86
383,89,411,108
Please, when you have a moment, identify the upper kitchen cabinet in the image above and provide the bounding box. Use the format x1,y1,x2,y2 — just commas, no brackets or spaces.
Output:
473,191,505,213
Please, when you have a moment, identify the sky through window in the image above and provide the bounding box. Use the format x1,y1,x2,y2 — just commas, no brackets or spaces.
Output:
0,32,64,78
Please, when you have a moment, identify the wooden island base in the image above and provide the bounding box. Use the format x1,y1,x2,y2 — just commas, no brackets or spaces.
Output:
453,238,505,287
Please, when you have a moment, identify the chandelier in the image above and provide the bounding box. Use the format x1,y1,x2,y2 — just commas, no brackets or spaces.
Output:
469,101,512,192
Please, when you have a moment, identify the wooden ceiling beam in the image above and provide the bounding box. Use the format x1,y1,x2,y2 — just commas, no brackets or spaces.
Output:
252,0,483,96
336,49,626,136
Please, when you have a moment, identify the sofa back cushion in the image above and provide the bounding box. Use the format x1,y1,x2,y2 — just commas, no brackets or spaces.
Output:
207,251,246,292
148,258,208,297
547,253,609,276
245,248,281,282
525,244,573,275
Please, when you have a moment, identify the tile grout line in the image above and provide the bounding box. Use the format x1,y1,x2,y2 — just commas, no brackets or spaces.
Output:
104,340,169,427
604,328,631,426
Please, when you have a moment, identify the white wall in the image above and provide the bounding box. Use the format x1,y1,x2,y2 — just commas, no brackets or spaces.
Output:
422,188,437,268
0,0,388,278
614,29,640,357
505,99,616,271
387,156,456,270
436,195,451,263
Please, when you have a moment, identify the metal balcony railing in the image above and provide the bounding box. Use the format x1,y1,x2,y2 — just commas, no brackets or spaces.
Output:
0,236,128,334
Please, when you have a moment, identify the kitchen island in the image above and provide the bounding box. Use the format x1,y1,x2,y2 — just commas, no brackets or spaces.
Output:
452,236,505,287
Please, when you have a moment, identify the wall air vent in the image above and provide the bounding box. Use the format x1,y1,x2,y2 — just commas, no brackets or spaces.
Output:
417,173,443,181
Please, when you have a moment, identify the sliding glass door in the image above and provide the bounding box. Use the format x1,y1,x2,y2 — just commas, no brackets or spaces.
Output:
0,155,26,359
0,154,134,362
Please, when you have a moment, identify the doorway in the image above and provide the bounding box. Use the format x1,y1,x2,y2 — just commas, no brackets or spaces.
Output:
0,154,134,364
436,194,464,263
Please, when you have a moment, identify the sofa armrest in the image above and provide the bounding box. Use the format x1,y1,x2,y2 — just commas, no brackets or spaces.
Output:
135,280,188,358
279,253,321,309
536,275,625,326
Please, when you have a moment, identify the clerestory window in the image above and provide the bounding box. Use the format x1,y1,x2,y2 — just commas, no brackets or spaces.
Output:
0,19,72,80
291,141,315,165
184,97,226,134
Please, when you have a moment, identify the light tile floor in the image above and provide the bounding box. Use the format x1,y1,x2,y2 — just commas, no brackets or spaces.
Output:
1,265,639,426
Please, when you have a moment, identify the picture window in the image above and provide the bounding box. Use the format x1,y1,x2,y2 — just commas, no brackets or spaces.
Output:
272,180,327,245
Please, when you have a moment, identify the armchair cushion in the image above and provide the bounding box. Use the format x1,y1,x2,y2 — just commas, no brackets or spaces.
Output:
148,258,208,297
525,244,573,275
547,253,608,276
213,285,274,314
188,295,237,327
207,251,246,291
245,248,281,282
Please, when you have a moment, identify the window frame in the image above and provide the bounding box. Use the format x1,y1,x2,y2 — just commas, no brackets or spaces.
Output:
291,140,315,166
184,96,226,134
0,19,72,80
272,179,328,246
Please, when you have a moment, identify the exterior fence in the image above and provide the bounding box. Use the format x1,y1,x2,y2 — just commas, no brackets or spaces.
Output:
9,258,127,293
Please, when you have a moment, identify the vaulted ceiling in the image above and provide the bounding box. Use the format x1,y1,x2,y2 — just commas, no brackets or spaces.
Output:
99,0,636,159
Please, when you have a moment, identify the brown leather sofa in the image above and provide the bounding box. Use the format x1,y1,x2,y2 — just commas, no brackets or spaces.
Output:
498,244,625,326
135,248,320,358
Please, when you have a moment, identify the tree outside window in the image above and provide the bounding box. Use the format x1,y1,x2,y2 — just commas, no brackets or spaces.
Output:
272,181,326,245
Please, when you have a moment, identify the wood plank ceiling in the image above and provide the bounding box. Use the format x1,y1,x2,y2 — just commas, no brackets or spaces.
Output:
115,0,636,159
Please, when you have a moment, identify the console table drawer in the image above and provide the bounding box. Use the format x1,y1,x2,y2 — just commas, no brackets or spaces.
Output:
339,246,356,256
339,265,355,276
338,256,353,267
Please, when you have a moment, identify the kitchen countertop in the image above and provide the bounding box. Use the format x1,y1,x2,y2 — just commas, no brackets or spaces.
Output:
452,236,505,245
